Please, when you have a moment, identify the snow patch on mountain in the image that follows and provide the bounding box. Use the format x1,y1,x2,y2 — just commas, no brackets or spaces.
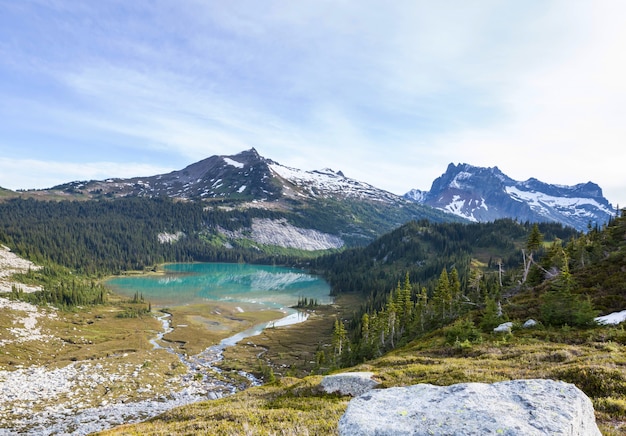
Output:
595,310,626,325
450,171,473,189
505,186,614,218
269,163,398,203
223,158,244,169
404,189,427,203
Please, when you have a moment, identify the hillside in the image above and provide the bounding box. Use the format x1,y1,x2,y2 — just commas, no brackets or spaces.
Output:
309,219,579,308
0,195,460,275
0,187,19,202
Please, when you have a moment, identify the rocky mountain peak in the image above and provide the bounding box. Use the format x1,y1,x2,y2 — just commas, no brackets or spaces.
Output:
405,162,614,231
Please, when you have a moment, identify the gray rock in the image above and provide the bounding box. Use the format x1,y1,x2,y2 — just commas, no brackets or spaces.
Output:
494,321,513,333
338,379,601,436
523,319,538,328
320,372,379,397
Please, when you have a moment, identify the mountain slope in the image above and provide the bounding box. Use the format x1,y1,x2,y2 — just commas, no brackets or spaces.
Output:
0,187,16,199
0,152,462,273
52,149,283,201
404,163,614,232
49,148,417,206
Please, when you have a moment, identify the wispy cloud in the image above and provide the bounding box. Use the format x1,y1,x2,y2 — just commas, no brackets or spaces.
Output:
0,157,171,190
0,1,624,206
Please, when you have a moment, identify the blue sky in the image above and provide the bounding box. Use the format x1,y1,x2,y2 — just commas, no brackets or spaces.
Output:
1,1,625,208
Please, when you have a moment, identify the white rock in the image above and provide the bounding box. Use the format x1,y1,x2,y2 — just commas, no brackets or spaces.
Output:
595,309,626,325
339,379,601,436
523,319,538,328
320,372,379,397
493,321,513,333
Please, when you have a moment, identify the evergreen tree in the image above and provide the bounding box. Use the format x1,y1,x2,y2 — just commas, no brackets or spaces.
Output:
522,224,543,283
432,268,451,321
449,267,462,317
332,318,348,364
540,255,597,327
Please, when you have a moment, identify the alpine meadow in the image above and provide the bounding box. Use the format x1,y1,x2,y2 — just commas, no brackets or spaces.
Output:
0,149,625,435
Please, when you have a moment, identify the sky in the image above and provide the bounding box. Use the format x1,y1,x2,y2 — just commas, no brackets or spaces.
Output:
0,0,625,208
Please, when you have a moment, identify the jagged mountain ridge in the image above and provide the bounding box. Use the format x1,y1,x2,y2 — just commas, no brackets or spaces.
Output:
52,148,406,205
404,163,615,232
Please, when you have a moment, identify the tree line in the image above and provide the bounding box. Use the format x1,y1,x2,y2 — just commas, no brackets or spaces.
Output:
323,212,625,367
0,197,304,275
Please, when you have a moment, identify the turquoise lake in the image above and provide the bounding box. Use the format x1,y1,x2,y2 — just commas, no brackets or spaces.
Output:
106,262,332,309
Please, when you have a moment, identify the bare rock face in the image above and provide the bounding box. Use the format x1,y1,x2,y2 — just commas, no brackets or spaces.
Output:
320,372,379,397
338,379,601,436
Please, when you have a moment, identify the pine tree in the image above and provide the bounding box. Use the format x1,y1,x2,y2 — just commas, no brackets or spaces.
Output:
415,286,429,333
449,267,461,317
522,224,543,283
332,318,347,364
540,254,597,327
432,268,451,321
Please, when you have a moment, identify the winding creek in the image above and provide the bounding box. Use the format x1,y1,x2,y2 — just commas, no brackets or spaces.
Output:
0,263,330,435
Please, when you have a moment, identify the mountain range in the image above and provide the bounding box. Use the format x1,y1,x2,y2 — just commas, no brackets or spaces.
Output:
404,163,615,232
1,150,616,233
49,148,403,204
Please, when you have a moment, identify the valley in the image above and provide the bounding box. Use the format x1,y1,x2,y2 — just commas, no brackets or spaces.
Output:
0,280,320,434
0,150,624,435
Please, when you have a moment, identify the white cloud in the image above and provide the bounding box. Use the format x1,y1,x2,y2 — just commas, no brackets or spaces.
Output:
420,0,626,207
0,158,171,191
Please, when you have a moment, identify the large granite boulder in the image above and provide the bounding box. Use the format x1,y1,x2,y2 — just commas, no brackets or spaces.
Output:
320,371,379,397
338,379,600,435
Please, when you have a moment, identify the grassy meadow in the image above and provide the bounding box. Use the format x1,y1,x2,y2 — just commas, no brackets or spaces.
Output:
96,296,626,436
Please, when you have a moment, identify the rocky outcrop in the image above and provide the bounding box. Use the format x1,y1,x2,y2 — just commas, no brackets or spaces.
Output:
0,244,42,293
219,218,344,250
320,372,379,397
339,379,601,436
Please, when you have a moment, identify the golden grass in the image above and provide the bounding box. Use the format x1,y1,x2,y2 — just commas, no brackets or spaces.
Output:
220,294,360,379
98,377,349,436
0,301,163,369
101,323,626,436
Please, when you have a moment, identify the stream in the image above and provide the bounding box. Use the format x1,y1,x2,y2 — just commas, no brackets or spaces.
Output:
3,309,307,436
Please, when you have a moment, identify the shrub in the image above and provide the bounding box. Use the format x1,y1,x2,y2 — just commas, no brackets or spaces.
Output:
553,366,626,398
444,318,482,345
